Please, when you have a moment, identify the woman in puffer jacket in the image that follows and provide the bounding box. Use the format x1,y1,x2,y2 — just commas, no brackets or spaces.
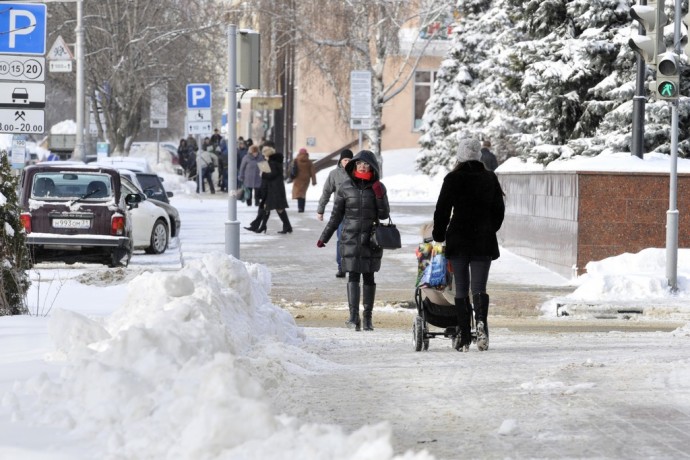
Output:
317,150,390,331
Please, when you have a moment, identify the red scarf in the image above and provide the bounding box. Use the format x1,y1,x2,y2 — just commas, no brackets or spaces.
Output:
353,170,373,181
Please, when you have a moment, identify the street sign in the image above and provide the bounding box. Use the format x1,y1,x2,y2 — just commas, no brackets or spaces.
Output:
46,35,73,61
350,118,373,130
187,120,212,135
11,136,26,168
251,96,282,110
150,83,168,128
0,56,44,81
0,81,45,108
49,60,71,73
0,108,44,134
0,3,47,55
186,83,211,109
350,70,372,119
187,109,211,122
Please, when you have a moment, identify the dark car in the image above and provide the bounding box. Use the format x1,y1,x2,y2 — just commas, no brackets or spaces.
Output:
134,172,173,203
19,165,141,267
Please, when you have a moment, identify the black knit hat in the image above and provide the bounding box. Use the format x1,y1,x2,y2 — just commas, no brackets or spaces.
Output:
339,149,354,161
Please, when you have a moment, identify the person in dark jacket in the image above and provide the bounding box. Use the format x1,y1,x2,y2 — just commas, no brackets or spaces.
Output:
432,138,505,352
245,145,292,234
317,149,353,278
480,140,498,171
317,150,390,331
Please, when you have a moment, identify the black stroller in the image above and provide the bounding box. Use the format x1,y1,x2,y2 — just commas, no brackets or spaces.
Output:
413,237,476,352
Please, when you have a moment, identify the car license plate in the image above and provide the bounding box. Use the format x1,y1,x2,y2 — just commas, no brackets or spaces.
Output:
52,218,91,229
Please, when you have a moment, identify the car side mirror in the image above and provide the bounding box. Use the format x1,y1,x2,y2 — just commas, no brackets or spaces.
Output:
125,192,142,208
166,191,173,198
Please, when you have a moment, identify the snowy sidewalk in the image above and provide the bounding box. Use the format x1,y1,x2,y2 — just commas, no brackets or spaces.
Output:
273,325,690,459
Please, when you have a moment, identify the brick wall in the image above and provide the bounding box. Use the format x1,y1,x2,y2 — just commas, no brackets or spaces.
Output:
497,171,690,278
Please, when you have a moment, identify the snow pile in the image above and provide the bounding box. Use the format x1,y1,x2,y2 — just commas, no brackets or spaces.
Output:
49,120,77,135
5,255,430,460
542,248,690,316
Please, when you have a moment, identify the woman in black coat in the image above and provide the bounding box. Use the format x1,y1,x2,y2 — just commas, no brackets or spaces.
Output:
317,150,390,331
245,145,292,234
432,138,505,352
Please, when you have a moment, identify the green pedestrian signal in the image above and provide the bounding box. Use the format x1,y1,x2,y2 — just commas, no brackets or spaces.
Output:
655,52,680,101
658,81,677,98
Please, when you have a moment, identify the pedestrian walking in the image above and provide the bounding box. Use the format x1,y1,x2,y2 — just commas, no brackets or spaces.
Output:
316,149,353,278
196,146,218,194
317,150,390,331
238,144,263,207
480,140,499,171
245,145,292,234
432,138,505,352
291,147,317,212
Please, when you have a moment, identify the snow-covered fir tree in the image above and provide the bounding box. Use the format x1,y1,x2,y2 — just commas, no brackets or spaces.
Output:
0,153,30,316
418,0,690,173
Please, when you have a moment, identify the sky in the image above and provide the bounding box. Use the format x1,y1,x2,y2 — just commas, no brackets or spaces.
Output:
1,140,690,458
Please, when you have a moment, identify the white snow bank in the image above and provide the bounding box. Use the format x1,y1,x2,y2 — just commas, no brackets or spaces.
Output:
6,254,431,459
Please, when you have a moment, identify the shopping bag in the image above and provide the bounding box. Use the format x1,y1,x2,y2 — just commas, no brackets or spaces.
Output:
418,244,447,288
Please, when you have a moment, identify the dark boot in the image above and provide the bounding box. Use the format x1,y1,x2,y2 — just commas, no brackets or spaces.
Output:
362,284,376,331
454,297,472,352
277,210,292,234
346,282,361,331
473,293,490,351
255,210,270,233
244,207,264,231
297,198,305,212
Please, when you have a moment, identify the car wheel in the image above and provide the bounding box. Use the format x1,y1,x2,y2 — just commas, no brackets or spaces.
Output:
145,219,169,254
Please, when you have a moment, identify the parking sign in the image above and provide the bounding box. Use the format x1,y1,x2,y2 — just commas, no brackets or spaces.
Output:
186,84,211,109
0,3,47,55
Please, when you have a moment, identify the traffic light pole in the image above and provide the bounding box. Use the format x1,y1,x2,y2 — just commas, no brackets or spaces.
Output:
631,0,647,159
665,0,681,291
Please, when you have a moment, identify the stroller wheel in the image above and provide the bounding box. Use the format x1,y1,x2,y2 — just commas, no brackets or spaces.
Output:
413,316,425,352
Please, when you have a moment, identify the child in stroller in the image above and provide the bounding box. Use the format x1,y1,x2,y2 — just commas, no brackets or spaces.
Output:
413,223,477,352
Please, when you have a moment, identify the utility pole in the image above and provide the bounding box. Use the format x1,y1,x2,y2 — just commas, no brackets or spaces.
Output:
631,0,647,159
665,0,681,291
73,0,85,161
225,24,240,257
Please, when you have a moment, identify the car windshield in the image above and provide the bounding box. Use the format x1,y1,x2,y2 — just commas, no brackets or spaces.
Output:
31,172,113,201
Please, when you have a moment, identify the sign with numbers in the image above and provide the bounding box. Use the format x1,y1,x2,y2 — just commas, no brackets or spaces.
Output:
0,56,44,81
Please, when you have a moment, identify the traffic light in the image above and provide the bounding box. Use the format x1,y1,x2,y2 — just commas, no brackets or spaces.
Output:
656,52,680,100
629,0,667,66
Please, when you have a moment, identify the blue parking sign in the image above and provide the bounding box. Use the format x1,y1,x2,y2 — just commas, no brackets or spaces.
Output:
186,84,211,109
0,3,47,55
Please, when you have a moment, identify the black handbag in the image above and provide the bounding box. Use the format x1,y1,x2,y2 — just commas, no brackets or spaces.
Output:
370,218,402,250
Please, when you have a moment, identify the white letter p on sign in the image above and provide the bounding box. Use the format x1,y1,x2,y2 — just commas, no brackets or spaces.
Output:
192,88,206,106
9,10,36,49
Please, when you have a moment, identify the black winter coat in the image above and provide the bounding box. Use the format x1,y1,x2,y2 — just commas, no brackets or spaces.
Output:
260,153,289,210
432,160,505,260
319,150,390,273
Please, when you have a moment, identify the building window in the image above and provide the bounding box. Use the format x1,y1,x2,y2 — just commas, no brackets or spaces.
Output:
414,70,436,131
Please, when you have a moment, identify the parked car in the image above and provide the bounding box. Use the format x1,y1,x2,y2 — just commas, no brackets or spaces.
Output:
134,172,174,203
120,174,181,239
18,165,141,267
117,176,170,254
93,156,153,173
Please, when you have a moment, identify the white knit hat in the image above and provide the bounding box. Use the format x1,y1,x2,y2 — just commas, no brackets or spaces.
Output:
456,138,482,162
